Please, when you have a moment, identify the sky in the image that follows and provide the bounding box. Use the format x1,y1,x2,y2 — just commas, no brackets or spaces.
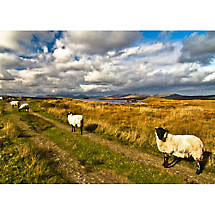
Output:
1,30,215,97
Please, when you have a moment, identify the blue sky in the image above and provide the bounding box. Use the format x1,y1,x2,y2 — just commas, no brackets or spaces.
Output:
141,31,206,41
1,31,215,97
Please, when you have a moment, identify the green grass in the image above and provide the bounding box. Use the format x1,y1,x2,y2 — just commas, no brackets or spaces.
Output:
32,104,161,155
0,103,70,184
43,126,184,184
5,98,215,183
20,113,54,132
19,108,185,183
0,137,69,183
30,102,209,176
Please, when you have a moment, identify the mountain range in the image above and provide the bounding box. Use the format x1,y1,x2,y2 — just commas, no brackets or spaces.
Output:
99,93,215,100
2,93,215,100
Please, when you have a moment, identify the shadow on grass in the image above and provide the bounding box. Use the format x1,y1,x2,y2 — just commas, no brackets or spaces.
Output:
164,151,213,174
201,151,213,171
85,124,98,133
166,156,182,168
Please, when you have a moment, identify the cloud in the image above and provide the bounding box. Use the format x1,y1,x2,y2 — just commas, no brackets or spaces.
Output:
58,31,142,55
0,70,14,80
0,31,56,54
1,31,215,97
203,72,215,82
157,31,173,41
84,70,124,86
49,39,209,95
53,46,72,63
80,84,111,93
179,32,215,65
0,52,39,71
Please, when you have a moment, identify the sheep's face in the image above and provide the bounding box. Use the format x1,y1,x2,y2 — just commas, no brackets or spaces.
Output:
155,127,168,142
67,112,73,116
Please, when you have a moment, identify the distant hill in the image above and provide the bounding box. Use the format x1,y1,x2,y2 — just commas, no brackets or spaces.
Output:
3,93,215,101
100,93,215,100
100,94,149,100
46,94,89,99
163,94,215,100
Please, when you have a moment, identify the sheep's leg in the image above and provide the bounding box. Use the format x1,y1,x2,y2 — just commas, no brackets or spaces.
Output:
80,119,83,135
168,156,178,165
163,153,169,168
71,125,74,132
196,160,202,175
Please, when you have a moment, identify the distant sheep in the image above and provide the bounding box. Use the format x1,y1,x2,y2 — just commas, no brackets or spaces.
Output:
67,112,83,135
19,103,29,112
10,101,20,107
155,127,204,174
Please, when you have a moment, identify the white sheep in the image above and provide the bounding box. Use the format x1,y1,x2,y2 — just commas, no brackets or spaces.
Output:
67,112,83,135
19,103,29,112
155,127,204,174
10,101,20,107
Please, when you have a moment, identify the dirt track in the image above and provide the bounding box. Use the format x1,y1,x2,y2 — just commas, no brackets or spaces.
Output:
6,104,130,184
30,111,215,184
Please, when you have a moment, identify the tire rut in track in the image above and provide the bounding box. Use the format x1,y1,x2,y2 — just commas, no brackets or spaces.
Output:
30,112,215,184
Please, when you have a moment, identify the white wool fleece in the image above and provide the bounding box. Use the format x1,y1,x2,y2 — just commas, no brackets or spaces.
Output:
19,103,29,109
68,114,83,128
156,133,204,161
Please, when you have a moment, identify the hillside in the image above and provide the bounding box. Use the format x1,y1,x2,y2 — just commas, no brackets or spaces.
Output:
99,93,215,101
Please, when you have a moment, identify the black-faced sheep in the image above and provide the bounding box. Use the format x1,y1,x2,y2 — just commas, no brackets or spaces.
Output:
67,112,83,135
19,103,29,112
155,127,204,175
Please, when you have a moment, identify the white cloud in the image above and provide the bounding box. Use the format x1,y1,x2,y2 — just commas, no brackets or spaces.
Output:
84,70,120,85
80,84,110,92
53,47,72,63
0,31,56,54
179,32,215,65
1,31,215,97
0,70,14,80
59,31,142,55
119,42,164,58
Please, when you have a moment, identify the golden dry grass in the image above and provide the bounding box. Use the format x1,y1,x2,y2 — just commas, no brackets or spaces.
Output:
32,97,215,154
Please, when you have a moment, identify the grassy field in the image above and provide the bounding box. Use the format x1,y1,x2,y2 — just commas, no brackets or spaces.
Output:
1,97,215,183
30,97,215,154
0,100,69,183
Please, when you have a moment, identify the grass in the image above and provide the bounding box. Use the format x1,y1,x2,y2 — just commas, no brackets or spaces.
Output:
0,101,70,183
44,127,185,183
29,97,215,156
20,112,185,183
0,137,69,183
29,97,215,175
2,97,215,183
